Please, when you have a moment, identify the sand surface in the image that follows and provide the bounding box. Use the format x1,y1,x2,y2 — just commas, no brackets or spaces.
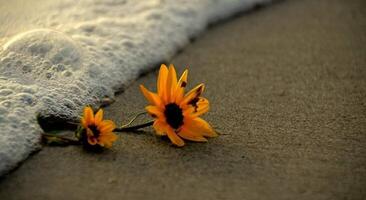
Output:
0,0,365,199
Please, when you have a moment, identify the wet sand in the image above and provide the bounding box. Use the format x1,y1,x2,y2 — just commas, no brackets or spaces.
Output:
0,0,365,199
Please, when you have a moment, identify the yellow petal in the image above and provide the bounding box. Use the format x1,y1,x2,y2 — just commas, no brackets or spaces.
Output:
86,128,94,137
140,85,162,107
185,117,217,137
99,120,116,133
98,141,105,147
180,83,205,107
81,118,87,128
98,133,117,148
86,129,97,145
178,127,207,142
88,137,98,145
153,120,168,136
166,64,178,103
94,109,104,125
166,128,185,147
83,106,94,126
174,69,188,104
192,97,210,117
157,64,169,103
145,105,164,118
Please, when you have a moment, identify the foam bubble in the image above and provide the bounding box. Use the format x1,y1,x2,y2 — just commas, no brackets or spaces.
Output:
2,29,82,81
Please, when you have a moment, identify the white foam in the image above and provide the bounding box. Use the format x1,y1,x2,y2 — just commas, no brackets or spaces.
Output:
0,0,271,175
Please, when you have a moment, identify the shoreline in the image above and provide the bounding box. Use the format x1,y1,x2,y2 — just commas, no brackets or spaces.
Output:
1,0,365,199
0,0,271,175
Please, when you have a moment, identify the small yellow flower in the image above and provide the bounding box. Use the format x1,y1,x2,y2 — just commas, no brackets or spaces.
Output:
80,106,117,148
140,64,217,147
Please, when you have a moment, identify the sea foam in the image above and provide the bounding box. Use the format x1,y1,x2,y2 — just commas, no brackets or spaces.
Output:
0,0,270,175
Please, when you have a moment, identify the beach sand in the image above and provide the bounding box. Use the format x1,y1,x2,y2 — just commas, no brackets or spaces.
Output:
0,0,365,199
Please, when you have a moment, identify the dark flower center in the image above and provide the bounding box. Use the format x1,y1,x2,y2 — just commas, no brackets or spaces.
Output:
164,103,184,129
88,124,100,138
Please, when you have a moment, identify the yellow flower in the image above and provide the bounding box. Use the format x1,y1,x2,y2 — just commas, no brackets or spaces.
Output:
80,106,117,148
140,64,217,147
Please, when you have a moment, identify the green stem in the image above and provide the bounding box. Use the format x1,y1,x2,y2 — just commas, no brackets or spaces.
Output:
114,120,154,132
120,112,147,128
42,133,81,145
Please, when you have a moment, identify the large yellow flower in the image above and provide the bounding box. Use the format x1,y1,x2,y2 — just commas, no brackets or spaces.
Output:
80,106,117,148
140,64,217,147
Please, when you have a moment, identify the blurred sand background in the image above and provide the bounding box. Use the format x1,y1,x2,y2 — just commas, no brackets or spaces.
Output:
0,0,365,199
